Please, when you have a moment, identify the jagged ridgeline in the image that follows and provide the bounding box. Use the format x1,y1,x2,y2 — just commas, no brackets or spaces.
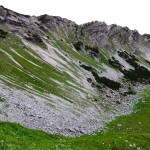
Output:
0,5,150,136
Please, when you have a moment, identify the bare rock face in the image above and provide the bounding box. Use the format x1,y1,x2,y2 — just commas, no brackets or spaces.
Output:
6,17,22,26
0,5,23,26
38,15,77,39
0,6,7,22
143,34,150,46
38,15,75,28
77,21,150,64
79,21,110,46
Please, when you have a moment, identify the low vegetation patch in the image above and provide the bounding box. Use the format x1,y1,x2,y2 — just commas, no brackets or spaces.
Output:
80,64,121,90
0,29,8,38
0,98,4,103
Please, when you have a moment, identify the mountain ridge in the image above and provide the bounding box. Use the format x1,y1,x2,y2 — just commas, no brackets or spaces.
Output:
0,5,150,136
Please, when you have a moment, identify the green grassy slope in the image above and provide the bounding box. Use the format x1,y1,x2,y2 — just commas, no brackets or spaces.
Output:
0,87,150,150
0,30,106,97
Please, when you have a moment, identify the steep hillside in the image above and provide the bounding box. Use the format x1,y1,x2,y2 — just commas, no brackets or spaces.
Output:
0,5,150,136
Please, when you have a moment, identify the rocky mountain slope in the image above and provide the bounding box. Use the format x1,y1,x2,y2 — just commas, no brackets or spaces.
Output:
0,5,150,136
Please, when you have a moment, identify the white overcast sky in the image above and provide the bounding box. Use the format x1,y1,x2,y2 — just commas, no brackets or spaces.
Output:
0,0,150,34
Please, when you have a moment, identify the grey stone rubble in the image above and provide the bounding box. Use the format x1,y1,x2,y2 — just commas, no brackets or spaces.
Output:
0,81,146,137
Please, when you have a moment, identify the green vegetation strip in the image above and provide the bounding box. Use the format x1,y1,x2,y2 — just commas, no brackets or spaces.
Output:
0,34,80,97
0,88,150,150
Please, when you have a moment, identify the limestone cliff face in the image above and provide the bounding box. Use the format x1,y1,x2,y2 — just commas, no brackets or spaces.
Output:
0,5,150,136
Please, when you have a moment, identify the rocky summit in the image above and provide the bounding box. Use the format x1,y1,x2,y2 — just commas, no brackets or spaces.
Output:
0,5,150,137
